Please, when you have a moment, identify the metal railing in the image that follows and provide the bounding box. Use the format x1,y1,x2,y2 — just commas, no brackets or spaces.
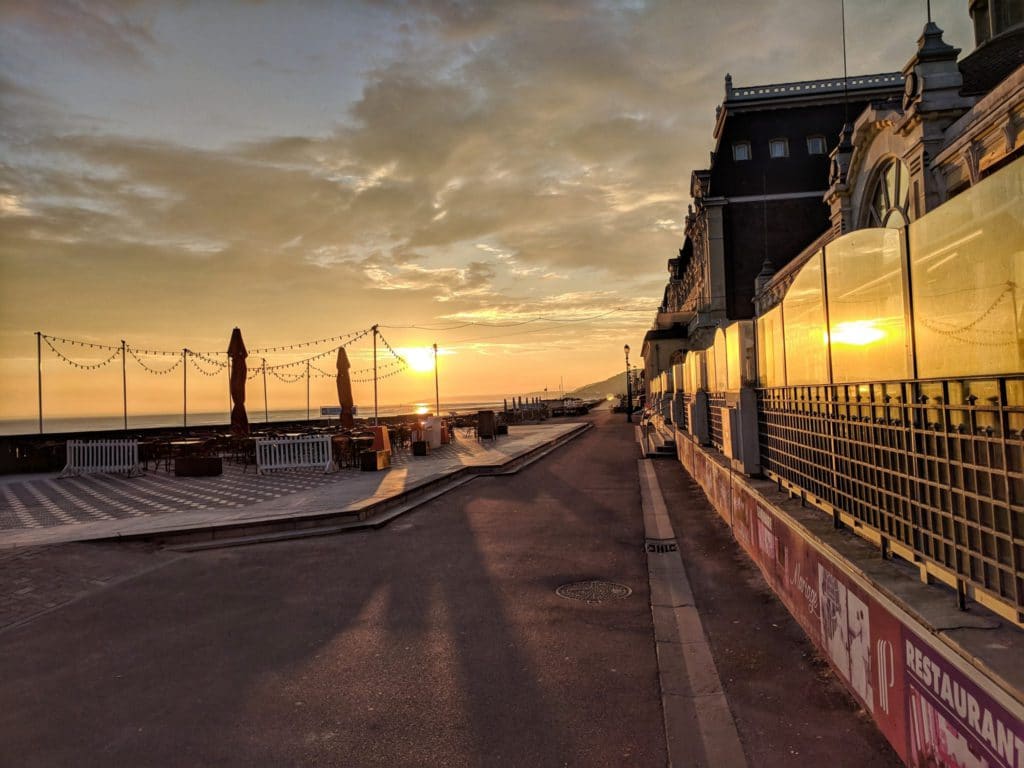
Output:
60,439,142,478
678,393,692,433
255,435,335,474
757,376,1024,616
708,392,726,451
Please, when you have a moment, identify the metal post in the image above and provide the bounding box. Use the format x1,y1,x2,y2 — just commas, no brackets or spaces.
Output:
372,324,379,425
263,358,269,422
625,344,632,423
434,342,440,415
36,331,43,434
121,339,128,431
183,349,188,428
306,359,311,421
227,353,232,423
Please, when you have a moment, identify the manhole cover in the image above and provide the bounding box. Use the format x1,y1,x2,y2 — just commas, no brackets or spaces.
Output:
556,580,632,604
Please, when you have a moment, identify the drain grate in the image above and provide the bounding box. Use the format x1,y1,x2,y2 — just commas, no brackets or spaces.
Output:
556,580,632,604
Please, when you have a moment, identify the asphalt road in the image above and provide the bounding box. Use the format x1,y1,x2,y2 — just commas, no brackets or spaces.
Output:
0,410,663,767
0,409,899,767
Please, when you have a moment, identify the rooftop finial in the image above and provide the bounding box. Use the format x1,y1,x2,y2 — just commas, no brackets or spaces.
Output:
926,0,932,23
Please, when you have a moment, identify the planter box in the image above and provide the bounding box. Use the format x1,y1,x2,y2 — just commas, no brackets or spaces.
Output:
174,456,223,477
496,424,508,436
360,449,391,471
412,440,430,456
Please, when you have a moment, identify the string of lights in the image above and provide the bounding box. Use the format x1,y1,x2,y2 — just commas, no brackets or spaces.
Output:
248,327,369,354
188,353,227,377
375,331,408,366
189,350,228,369
40,333,121,352
353,366,407,384
127,347,182,375
269,369,307,384
43,336,122,370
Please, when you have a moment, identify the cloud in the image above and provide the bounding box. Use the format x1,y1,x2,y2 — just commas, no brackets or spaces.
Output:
0,0,156,65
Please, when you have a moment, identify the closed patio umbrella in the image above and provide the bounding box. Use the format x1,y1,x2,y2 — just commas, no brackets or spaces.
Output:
228,327,249,436
337,346,355,428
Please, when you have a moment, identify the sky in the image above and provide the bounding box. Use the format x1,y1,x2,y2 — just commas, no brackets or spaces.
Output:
0,0,973,422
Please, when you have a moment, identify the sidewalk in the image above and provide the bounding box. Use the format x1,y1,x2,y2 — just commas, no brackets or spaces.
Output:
0,422,585,548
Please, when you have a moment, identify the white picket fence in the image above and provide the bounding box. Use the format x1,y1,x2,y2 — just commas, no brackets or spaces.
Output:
60,439,143,478
256,435,335,474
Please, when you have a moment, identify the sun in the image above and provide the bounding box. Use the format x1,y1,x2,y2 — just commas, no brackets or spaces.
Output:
400,347,436,373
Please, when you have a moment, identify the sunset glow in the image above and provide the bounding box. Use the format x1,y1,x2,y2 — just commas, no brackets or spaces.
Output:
0,2,972,425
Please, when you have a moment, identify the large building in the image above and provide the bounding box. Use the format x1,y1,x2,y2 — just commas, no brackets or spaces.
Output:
641,4,1024,764
645,3,1024,621
649,3,1023,389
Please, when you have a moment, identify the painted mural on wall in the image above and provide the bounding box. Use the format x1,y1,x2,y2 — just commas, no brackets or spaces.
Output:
677,442,1024,768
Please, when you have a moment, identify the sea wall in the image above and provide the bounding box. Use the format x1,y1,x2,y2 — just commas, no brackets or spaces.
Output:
673,429,1024,768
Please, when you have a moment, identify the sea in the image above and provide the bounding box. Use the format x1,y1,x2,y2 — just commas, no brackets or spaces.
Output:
0,398,516,436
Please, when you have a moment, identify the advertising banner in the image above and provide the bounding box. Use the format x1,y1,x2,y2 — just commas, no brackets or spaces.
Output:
710,468,1024,768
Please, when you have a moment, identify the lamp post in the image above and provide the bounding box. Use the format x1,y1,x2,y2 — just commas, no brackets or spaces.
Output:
624,344,632,423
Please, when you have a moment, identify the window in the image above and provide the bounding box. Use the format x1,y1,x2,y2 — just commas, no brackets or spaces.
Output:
769,138,789,158
864,158,911,228
806,135,827,155
732,142,751,161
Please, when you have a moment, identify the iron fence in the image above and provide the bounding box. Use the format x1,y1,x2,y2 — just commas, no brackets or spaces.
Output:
757,376,1024,616
708,392,726,451
679,393,692,433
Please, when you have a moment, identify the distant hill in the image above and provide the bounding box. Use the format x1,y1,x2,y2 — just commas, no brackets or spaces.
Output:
504,372,626,403
569,372,626,399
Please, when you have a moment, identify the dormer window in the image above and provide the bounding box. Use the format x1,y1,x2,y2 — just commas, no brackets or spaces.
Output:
732,141,751,161
769,138,789,158
806,135,827,155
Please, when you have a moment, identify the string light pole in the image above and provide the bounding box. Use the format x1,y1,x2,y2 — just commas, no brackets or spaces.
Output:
372,324,379,425
182,348,188,427
306,359,311,421
262,358,269,422
624,344,633,423
433,342,440,416
35,331,43,434
121,340,128,431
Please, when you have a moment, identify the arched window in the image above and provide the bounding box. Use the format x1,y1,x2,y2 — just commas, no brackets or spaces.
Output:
863,158,911,228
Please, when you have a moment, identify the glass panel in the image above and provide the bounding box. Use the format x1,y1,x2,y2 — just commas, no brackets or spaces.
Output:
826,228,910,383
910,157,1024,378
694,351,707,391
783,251,829,385
713,329,728,392
705,344,717,391
757,305,786,387
727,325,741,391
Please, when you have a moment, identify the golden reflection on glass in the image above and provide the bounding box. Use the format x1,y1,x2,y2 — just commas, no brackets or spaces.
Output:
782,251,829,385
757,306,786,387
825,228,909,383
910,157,1024,378
713,329,728,392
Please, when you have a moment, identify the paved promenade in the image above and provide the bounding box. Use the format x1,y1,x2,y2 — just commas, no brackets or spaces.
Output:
0,410,897,766
0,422,581,548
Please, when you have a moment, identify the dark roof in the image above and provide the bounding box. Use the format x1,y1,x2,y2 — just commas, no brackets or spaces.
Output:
723,72,903,109
642,326,689,345
959,26,1024,96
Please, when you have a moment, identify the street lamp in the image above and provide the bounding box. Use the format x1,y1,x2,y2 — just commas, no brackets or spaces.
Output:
624,344,632,423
